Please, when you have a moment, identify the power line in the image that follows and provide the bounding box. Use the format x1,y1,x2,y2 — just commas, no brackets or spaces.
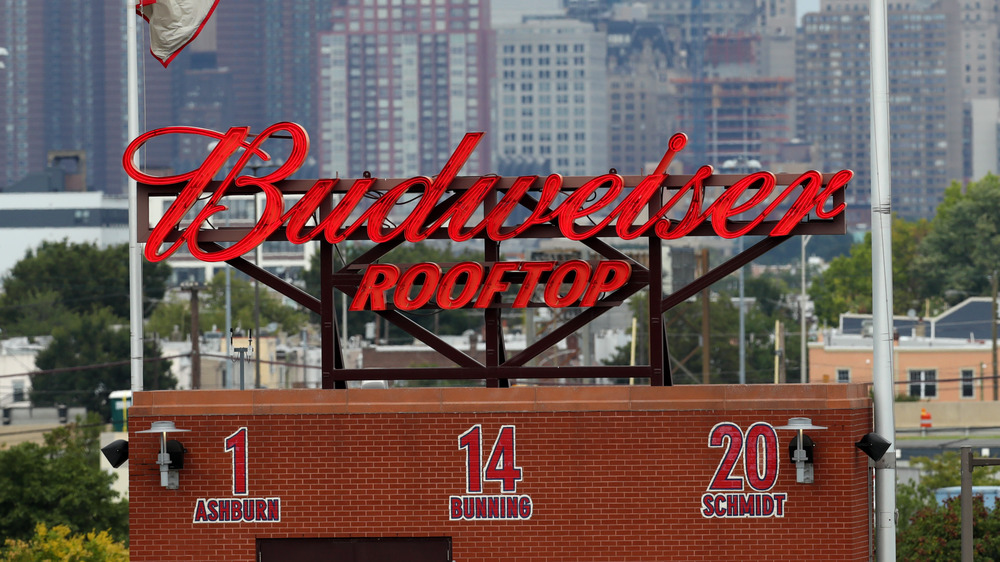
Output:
0,353,187,380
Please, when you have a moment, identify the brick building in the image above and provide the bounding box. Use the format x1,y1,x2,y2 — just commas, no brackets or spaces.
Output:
810,299,1000,402
127,384,873,561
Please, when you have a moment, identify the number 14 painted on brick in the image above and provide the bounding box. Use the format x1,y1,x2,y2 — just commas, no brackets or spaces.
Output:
458,425,522,494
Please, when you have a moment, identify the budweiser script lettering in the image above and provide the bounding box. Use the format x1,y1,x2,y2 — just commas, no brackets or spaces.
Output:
123,122,852,263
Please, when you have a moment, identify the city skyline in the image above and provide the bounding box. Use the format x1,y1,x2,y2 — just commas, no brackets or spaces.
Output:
1,0,997,231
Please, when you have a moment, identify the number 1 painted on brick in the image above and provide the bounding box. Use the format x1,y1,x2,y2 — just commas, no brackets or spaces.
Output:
458,425,483,493
225,427,248,496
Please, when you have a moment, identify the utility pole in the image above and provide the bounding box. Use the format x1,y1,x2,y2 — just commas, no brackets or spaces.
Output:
992,271,998,401
774,320,785,384
181,282,203,389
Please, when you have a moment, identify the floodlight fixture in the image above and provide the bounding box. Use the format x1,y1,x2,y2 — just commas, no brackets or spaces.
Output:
101,439,129,469
855,432,891,462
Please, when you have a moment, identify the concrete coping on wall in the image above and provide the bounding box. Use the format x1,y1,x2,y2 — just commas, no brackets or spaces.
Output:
129,384,871,417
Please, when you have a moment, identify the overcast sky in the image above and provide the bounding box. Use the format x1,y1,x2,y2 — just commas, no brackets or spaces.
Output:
798,0,820,24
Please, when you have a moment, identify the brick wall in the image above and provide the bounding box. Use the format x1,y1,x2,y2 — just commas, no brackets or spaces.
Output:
128,385,873,561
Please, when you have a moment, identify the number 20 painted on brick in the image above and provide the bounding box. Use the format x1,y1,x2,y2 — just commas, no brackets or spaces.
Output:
707,422,780,492
458,425,522,493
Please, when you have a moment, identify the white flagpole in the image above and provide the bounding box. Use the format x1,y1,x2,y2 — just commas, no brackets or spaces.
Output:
869,0,896,559
127,0,144,392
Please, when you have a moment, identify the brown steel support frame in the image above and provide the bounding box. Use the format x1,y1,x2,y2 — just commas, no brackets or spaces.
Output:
138,171,844,388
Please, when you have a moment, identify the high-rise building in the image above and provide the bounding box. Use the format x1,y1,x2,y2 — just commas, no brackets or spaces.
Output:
0,1,332,193
796,1,963,228
145,0,332,176
620,0,797,167
959,0,1000,100
606,23,678,175
673,75,793,168
493,19,609,176
644,0,788,44
317,0,492,178
0,2,128,193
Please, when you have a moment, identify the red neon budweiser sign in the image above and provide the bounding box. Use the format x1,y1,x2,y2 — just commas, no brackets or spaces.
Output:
124,122,850,311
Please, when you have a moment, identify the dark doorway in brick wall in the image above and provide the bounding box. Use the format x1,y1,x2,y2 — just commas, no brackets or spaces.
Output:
257,537,452,561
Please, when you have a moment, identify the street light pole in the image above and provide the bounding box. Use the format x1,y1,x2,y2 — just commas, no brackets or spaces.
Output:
738,236,745,384
247,161,281,389
801,235,812,384
869,0,898,557
254,192,262,389
224,230,232,388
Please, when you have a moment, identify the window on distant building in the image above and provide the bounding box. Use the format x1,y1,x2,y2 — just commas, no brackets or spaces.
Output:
909,369,937,399
836,369,850,383
961,368,975,398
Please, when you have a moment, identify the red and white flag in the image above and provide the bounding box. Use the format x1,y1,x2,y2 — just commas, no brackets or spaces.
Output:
137,0,221,68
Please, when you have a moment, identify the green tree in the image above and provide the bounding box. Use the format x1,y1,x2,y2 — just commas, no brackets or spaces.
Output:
665,289,800,384
603,274,799,384
897,496,1000,561
200,272,307,335
31,308,175,419
602,292,649,371
147,271,308,339
896,451,1000,560
918,174,1000,301
809,217,930,325
897,451,1000,533
0,416,129,545
745,274,790,318
0,524,128,562
0,241,170,336
0,290,76,339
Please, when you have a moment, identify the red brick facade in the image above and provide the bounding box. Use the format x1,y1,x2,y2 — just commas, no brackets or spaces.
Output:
128,385,873,561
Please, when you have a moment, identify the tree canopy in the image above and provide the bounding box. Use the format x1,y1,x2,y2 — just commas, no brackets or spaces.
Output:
0,416,129,545
0,241,170,337
917,174,1000,300
808,218,930,325
809,174,1000,324
0,240,176,418
146,271,308,340
605,273,802,384
31,307,175,419
0,524,128,562
896,451,1000,560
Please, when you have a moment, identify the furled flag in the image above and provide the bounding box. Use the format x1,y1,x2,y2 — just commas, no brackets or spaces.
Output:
137,0,221,68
